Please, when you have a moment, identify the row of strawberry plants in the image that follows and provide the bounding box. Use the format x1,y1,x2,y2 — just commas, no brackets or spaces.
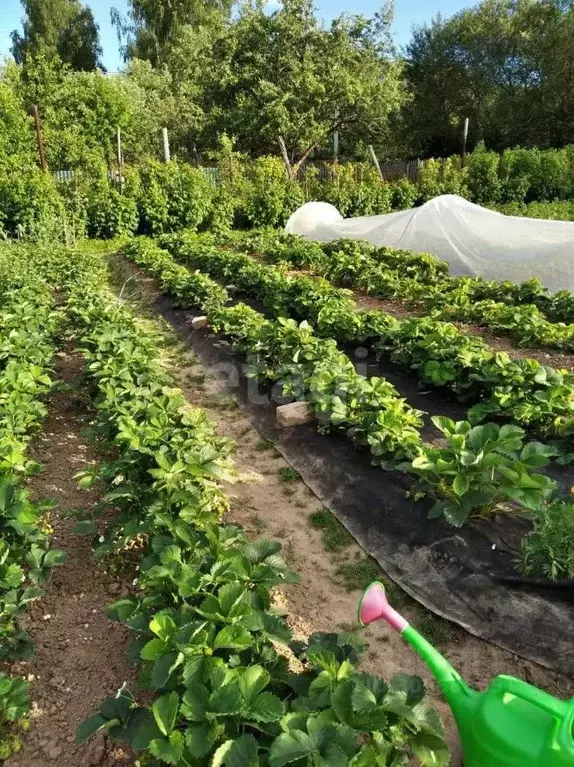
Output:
64,269,450,766
124,239,425,468
209,229,574,351
0,246,69,760
158,233,574,451
124,240,570,540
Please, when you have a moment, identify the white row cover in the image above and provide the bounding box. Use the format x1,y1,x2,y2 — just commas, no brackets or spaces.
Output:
284,195,574,293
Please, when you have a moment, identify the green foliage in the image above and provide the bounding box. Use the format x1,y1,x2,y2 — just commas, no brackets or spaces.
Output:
11,0,102,71
521,499,574,580
62,245,448,765
309,509,353,551
402,0,574,156
0,674,30,760
136,160,213,235
406,418,557,526
242,157,304,228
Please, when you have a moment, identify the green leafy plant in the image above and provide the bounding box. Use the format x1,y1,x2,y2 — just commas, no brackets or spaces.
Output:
0,673,30,760
405,418,557,526
521,499,574,580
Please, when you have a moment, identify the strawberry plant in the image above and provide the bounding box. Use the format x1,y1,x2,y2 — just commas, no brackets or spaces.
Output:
405,418,557,526
0,673,30,760
61,252,448,765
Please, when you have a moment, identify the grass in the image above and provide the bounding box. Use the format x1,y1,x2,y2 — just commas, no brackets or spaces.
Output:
417,609,451,647
309,509,353,552
248,514,267,534
336,557,382,591
255,438,274,451
282,486,296,497
279,467,301,482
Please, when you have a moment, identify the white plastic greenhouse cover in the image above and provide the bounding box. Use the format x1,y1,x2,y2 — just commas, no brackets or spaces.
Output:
284,194,574,293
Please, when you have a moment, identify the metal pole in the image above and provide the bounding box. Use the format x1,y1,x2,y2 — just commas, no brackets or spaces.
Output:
462,117,469,166
32,104,47,172
162,127,171,163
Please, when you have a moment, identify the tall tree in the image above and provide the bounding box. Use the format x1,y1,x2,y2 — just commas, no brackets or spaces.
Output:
112,0,233,65
402,0,574,156
11,0,103,71
202,0,405,163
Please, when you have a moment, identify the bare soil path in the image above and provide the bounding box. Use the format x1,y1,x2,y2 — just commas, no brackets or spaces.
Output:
110,253,574,765
5,345,136,767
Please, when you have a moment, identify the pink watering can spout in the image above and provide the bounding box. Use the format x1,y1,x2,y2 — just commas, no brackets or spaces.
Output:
358,580,409,632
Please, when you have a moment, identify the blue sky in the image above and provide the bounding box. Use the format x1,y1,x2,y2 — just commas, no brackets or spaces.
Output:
1,0,470,72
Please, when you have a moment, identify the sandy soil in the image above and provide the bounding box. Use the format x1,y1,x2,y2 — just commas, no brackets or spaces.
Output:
111,255,574,765
5,346,136,767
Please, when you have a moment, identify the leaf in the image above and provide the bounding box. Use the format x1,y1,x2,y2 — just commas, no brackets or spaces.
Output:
150,613,177,641
152,691,180,736
149,731,184,765
181,684,209,722
140,638,168,661
75,713,108,744
208,683,243,715
452,474,470,497
389,673,425,706
152,651,181,688
245,692,284,722
238,665,270,705
268,730,315,766
520,441,557,468
184,721,222,758
411,730,450,766
213,624,252,650
430,416,456,435
182,655,223,686
212,734,259,767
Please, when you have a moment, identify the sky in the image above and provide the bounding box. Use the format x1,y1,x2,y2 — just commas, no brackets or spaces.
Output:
0,0,470,72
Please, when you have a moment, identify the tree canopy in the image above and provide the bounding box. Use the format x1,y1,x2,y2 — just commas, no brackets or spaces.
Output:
11,0,102,71
402,0,574,156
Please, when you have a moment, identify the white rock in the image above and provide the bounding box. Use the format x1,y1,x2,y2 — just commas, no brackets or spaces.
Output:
276,401,313,428
191,315,208,330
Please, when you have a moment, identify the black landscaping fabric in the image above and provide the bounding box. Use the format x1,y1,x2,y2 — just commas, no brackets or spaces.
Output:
152,294,574,676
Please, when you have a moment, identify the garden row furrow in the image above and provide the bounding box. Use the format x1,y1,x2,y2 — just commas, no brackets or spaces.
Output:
159,233,574,451
0,251,67,760
59,256,451,766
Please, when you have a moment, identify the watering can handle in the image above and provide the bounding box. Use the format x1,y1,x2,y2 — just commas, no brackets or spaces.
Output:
495,676,567,719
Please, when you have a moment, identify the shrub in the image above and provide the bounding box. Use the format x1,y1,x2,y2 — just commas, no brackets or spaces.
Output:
466,145,502,204
389,178,418,210
136,160,213,235
0,161,65,241
243,156,304,227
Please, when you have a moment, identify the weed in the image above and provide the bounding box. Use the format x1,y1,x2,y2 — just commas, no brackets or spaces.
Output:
248,514,267,533
336,558,382,591
309,509,353,551
255,438,274,451
416,609,451,647
282,486,296,497
279,466,301,482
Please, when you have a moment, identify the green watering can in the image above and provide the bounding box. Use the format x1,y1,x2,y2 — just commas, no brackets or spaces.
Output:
358,581,574,767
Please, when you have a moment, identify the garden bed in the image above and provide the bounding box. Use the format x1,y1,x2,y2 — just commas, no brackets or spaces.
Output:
130,261,574,676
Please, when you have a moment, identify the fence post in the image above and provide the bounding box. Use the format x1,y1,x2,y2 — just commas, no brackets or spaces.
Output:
462,117,469,167
368,145,384,182
32,104,47,172
162,127,171,163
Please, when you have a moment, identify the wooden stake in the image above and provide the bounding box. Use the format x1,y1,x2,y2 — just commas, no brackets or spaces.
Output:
162,127,171,163
277,136,293,181
116,126,122,168
32,104,47,172
368,144,384,181
462,117,469,167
